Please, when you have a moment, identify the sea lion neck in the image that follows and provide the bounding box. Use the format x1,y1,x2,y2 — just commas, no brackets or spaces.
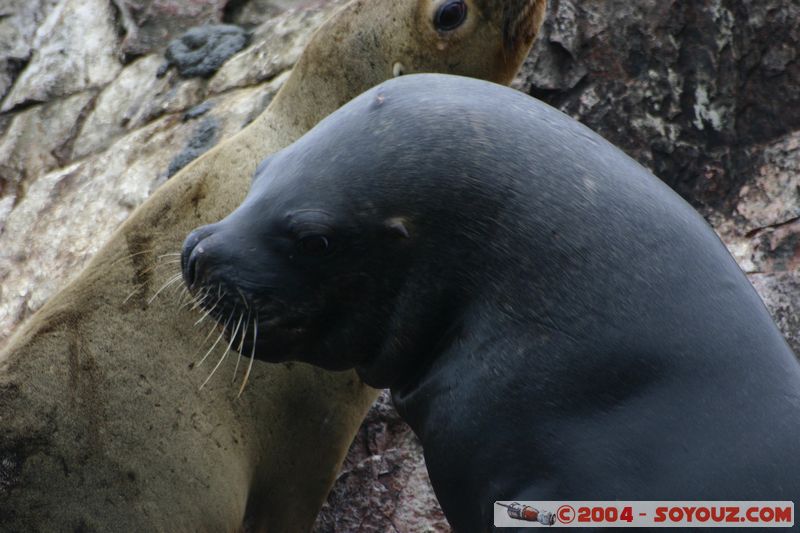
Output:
232,64,350,159
262,61,355,140
249,1,404,141
353,276,478,391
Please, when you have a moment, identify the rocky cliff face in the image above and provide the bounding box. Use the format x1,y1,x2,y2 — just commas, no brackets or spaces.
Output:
1,0,798,531
0,0,338,342
513,0,800,354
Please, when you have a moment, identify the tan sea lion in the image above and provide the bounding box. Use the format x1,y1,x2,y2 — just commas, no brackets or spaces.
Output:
0,0,546,531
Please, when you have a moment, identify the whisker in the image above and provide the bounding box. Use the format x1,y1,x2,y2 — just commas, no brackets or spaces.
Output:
197,310,235,368
176,286,192,307
122,281,146,304
111,248,155,266
195,291,223,327
233,309,251,381
182,290,206,311
195,288,211,309
134,259,181,280
184,290,207,312
147,273,183,304
203,319,220,343
169,282,187,303
154,260,181,268
201,311,243,390
238,315,258,398
116,260,182,299
236,287,249,310
120,261,181,304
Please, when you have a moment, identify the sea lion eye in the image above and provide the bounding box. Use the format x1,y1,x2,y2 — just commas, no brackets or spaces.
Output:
434,0,467,32
297,235,330,256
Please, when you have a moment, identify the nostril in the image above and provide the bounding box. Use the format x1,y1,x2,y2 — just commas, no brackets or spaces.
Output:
184,248,199,288
182,225,215,288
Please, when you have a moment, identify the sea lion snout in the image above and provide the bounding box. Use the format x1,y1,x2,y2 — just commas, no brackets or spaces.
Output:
181,223,219,290
181,222,259,293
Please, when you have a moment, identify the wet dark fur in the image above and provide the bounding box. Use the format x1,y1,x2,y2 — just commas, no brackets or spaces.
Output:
182,75,800,532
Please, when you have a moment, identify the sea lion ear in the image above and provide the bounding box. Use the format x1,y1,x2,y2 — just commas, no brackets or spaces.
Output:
384,217,410,239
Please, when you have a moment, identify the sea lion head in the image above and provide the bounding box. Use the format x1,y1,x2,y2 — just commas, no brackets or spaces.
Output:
294,0,547,101
408,0,548,83
182,75,522,387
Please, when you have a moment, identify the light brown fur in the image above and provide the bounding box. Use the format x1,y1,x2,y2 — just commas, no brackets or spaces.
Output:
0,0,546,530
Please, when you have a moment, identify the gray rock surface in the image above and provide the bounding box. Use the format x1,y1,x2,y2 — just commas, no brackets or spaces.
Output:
1,0,798,531
0,91,96,207
1,0,122,112
72,54,203,158
0,0,60,100
736,131,800,234
515,0,800,213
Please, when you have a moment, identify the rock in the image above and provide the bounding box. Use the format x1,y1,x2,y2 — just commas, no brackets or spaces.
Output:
113,0,229,60
0,116,182,328
707,129,800,283
748,219,800,274
1,0,122,112
183,101,215,120
163,24,249,78
750,272,800,353
511,0,800,356
313,391,449,533
209,8,331,93
226,0,310,27
515,0,800,210
167,116,220,177
0,92,96,208
72,55,205,159
735,131,800,233
0,0,60,100
200,73,289,135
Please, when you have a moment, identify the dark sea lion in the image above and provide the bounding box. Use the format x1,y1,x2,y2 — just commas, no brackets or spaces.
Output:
183,74,800,532
0,2,546,531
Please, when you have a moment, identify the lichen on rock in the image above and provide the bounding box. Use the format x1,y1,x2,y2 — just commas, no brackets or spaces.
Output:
167,116,220,177
162,24,249,78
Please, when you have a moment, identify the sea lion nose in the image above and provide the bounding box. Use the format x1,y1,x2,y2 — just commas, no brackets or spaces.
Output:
181,224,218,289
